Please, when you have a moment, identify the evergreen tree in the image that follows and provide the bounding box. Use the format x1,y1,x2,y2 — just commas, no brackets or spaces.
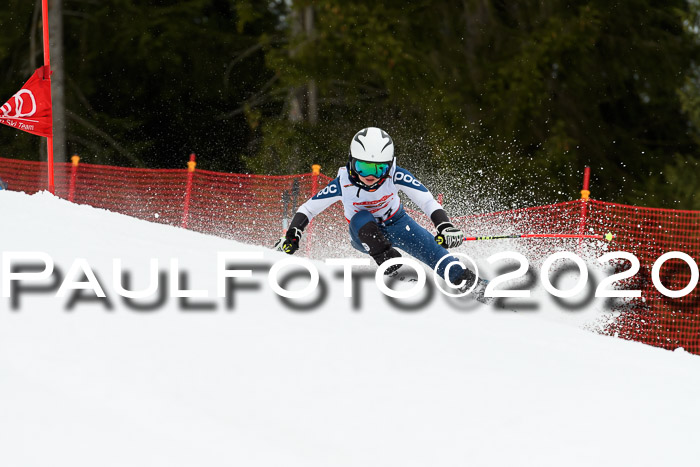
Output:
250,0,700,209
2,1,699,209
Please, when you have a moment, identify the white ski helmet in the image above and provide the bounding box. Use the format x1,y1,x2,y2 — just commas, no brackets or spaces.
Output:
349,127,394,164
348,127,395,189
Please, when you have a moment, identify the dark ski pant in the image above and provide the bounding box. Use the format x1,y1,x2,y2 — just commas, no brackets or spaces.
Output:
349,208,466,284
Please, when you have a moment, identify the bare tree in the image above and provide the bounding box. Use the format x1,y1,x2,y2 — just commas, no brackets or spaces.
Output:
288,4,317,124
49,0,66,164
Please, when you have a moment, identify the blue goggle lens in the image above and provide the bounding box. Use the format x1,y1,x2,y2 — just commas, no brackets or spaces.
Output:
354,160,390,178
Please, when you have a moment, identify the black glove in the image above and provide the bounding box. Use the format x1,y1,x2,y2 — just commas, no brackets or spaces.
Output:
434,221,464,249
274,212,309,254
275,227,303,254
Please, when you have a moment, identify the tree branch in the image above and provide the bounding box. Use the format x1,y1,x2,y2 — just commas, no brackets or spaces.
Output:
65,109,145,167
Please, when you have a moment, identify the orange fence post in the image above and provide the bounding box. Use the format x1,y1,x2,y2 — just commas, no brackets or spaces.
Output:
305,164,322,255
181,153,196,229
310,164,321,196
68,154,80,202
577,166,591,247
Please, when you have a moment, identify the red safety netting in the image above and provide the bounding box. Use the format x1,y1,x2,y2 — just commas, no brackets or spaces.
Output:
1,156,698,353
586,200,700,352
452,200,699,353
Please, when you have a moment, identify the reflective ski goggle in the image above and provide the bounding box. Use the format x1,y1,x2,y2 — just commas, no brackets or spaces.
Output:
353,159,390,178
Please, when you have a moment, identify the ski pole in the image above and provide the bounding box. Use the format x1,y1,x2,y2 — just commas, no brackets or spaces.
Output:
461,232,614,242
436,232,613,246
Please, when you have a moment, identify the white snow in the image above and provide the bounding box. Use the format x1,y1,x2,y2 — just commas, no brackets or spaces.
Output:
1,190,699,467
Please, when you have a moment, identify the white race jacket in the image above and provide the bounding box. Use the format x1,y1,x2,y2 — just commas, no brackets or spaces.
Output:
298,165,442,223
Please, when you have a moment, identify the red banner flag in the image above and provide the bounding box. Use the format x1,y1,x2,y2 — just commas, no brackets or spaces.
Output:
0,66,53,138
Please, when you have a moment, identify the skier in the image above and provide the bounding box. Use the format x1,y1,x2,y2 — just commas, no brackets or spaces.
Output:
274,127,488,299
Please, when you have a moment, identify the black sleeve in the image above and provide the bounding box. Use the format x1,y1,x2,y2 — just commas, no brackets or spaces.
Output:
429,209,451,228
288,212,310,232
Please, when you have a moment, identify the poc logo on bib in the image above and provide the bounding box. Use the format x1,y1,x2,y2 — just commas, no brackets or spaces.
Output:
395,172,422,187
316,183,338,197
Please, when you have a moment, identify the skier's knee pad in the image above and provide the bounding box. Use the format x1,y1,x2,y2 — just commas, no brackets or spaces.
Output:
349,210,376,234
356,218,392,256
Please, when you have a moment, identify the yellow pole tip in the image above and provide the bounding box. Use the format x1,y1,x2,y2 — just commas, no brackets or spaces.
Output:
604,232,614,242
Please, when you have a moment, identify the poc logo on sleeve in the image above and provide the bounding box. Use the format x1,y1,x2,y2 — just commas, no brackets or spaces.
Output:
395,172,422,187
316,183,338,198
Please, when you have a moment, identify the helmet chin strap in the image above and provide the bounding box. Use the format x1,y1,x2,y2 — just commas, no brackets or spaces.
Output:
363,177,387,191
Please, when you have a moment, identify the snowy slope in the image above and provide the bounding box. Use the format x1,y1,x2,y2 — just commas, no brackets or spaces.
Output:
1,190,699,467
